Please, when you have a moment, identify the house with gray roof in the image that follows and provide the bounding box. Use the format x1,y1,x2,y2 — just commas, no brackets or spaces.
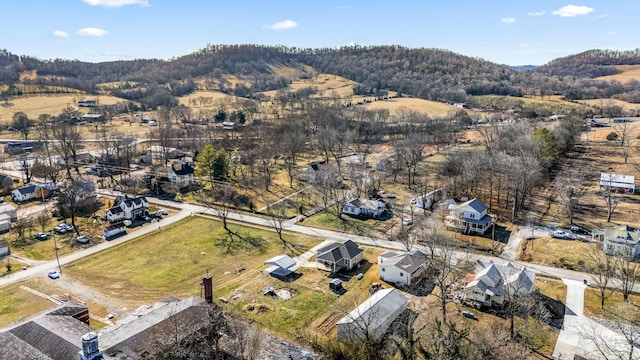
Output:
104,195,149,223
445,198,494,234
316,240,364,273
463,260,535,307
0,238,10,258
336,288,408,341
598,224,640,258
378,250,428,287
342,198,387,219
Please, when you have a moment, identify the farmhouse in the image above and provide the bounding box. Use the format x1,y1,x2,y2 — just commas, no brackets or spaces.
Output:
169,161,196,187
596,224,640,258
299,160,328,183
316,240,364,273
0,239,10,258
600,173,635,194
463,260,535,307
378,250,429,287
11,184,47,203
445,198,494,234
342,198,388,219
336,288,408,341
104,195,149,223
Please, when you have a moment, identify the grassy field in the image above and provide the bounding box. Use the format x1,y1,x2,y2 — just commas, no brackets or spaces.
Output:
584,287,640,323
578,98,640,112
63,216,319,302
0,94,126,122
303,211,394,239
364,97,456,117
517,236,598,270
595,65,640,83
0,280,59,327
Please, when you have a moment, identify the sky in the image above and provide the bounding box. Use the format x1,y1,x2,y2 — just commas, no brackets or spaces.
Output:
0,0,638,66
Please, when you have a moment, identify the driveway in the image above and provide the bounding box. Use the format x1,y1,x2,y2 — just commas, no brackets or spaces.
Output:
553,279,640,360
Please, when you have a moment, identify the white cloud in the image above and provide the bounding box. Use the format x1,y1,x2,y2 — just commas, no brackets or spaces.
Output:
82,0,149,8
501,17,516,24
527,11,546,16
552,5,594,17
77,27,108,36
266,20,298,30
53,30,69,38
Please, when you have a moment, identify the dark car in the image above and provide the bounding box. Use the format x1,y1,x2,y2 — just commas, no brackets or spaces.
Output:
571,225,590,235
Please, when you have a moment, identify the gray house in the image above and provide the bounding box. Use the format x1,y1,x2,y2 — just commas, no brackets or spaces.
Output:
316,240,364,273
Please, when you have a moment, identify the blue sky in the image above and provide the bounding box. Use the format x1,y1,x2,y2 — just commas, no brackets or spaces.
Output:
1,0,637,65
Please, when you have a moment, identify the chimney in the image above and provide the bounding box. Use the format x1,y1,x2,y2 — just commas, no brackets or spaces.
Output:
202,273,213,303
79,332,102,360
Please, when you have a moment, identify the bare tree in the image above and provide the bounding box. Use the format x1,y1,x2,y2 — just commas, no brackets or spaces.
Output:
34,211,50,232
554,164,590,225
12,215,34,247
51,121,84,179
432,245,471,323
612,120,636,164
266,202,298,253
615,256,639,302
586,246,615,309
56,180,100,235
601,168,623,222
277,121,307,188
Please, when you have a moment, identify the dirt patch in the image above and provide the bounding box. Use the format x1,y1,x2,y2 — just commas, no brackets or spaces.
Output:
244,303,270,314
274,288,294,300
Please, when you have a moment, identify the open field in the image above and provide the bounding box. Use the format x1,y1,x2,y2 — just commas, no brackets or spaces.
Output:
63,216,319,302
578,98,640,112
595,65,640,83
0,280,61,327
0,94,126,122
518,236,597,270
363,96,456,117
584,287,640,322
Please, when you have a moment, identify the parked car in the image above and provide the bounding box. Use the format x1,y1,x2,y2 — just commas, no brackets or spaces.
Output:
76,236,90,244
48,270,60,279
571,225,590,235
156,209,168,216
402,219,413,226
35,232,49,241
551,230,576,240
54,223,73,234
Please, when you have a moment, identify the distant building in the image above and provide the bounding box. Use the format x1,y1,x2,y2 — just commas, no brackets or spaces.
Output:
4,141,36,155
378,250,429,287
81,114,105,123
0,239,10,258
169,161,195,187
600,173,635,194
597,224,640,258
463,260,535,307
78,100,97,107
316,240,364,273
11,184,48,203
104,195,149,223
342,198,388,219
445,198,494,234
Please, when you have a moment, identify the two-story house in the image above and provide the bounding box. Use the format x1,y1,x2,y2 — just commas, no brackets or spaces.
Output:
169,161,195,187
378,250,428,287
445,198,494,234
342,198,388,219
464,260,535,307
104,195,149,223
598,224,640,258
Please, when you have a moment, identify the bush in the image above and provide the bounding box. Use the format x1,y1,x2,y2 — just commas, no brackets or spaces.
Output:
606,132,619,141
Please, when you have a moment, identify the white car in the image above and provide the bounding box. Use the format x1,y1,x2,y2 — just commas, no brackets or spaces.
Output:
48,270,60,279
402,219,413,226
76,236,90,244
551,230,576,240
156,209,168,216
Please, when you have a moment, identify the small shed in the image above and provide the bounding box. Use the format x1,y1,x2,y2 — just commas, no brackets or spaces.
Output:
0,239,10,258
329,279,343,293
0,204,17,222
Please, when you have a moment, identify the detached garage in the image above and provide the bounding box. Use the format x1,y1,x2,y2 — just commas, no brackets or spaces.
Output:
336,288,408,341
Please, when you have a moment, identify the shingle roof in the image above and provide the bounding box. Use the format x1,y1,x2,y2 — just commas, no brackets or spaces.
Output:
0,239,9,249
15,184,39,195
172,162,194,176
316,240,363,264
462,198,487,213
379,250,428,275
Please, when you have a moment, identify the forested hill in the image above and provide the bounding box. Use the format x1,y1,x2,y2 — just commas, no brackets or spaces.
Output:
536,49,640,78
2,45,640,108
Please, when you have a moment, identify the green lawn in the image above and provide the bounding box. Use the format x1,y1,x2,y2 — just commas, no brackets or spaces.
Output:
303,211,392,238
518,237,598,270
0,281,59,327
63,216,319,302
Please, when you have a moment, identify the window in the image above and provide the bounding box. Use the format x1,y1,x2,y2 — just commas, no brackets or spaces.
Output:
400,272,403,277
469,213,475,219
381,268,385,272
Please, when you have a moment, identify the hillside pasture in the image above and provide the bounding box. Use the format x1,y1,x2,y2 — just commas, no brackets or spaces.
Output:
0,94,126,122
363,96,456,117
595,65,640,83
578,98,640,112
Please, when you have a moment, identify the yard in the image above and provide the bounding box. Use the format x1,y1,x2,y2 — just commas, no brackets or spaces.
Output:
517,236,598,270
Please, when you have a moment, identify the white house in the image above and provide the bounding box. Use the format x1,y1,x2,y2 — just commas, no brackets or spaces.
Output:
169,161,195,187
410,188,445,210
463,260,535,307
299,160,328,183
336,288,408,341
600,173,635,194
104,195,149,223
11,184,43,203
599,224,640,258
103,223,126,238
342,198,387,219
316,240,364,273
378,250,428,287
445,198,494,234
